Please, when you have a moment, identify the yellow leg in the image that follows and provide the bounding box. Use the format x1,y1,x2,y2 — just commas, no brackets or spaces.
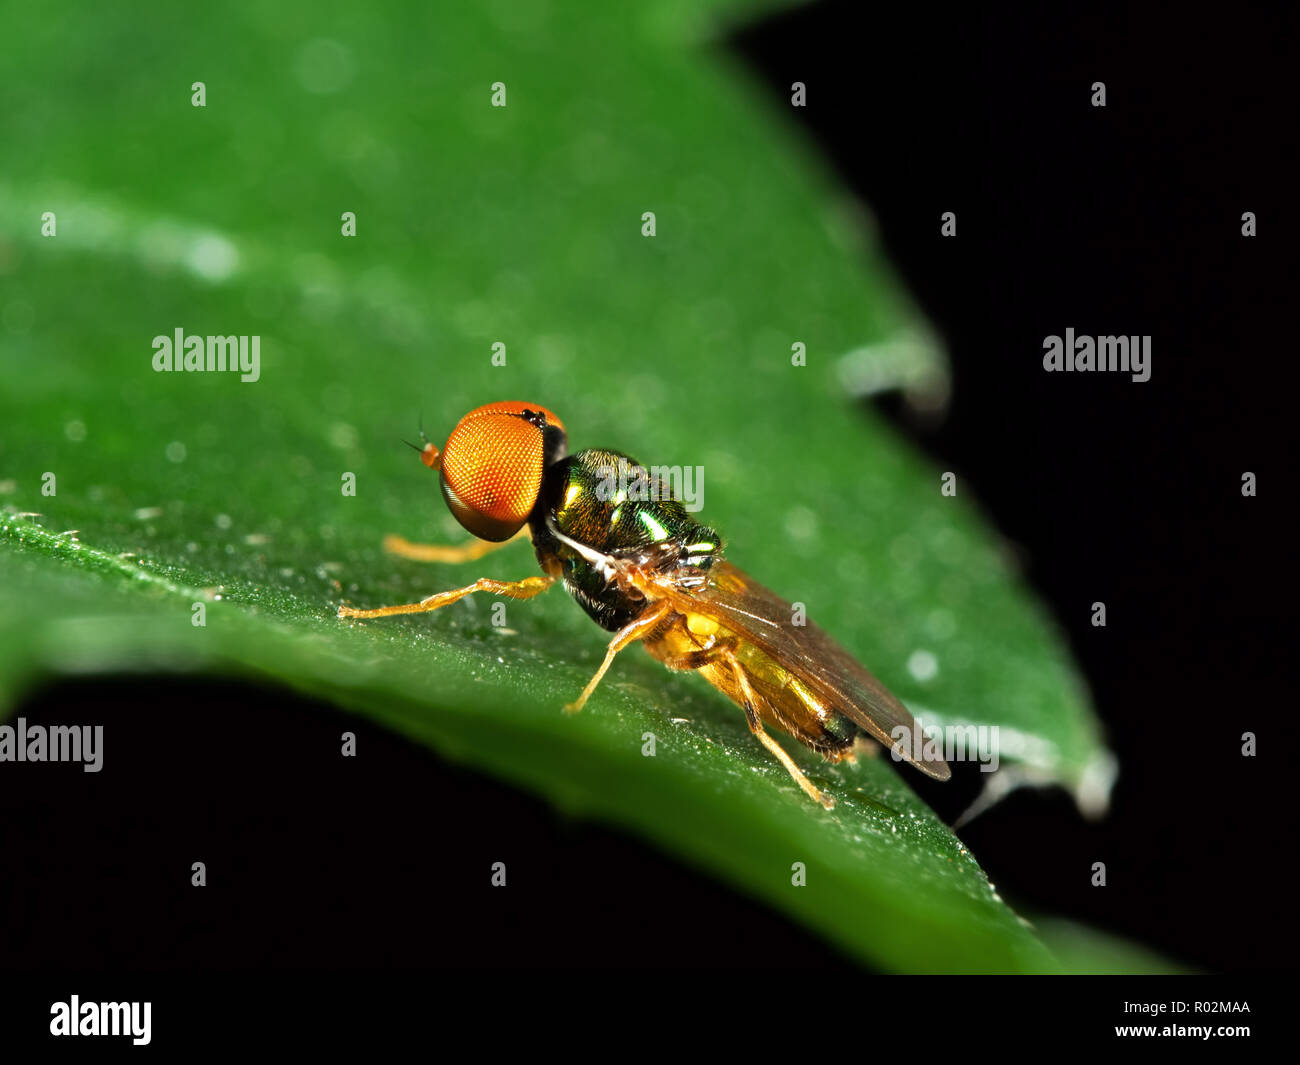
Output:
564,603,672,714
723,648,834,811
382,526,528,563
338,574,555,620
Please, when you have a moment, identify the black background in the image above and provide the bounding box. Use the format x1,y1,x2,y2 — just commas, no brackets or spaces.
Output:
2,2,1295,978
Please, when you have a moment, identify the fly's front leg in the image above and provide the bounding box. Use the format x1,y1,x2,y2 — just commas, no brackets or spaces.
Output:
564,602,673,715
338,574,556,620
383,526,529,563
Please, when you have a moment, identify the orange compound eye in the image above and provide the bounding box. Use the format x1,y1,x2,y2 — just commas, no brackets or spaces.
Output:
438,402,565,541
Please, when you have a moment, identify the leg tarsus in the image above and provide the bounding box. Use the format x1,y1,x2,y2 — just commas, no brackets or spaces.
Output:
338,574,555,620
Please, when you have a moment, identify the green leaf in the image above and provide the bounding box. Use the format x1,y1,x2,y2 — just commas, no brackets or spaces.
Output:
1032,918,1192,975
1,0,1115,971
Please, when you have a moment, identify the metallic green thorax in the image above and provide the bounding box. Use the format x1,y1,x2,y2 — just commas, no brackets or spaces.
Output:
532,448,721,631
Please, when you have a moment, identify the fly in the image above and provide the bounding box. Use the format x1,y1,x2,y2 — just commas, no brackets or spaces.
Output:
338,401,950,809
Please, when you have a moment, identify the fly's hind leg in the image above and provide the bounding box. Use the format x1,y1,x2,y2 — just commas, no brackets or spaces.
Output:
338,574,555,620
564,602,673,715
720,648,835,811
383,526,529,563
651,638,835,810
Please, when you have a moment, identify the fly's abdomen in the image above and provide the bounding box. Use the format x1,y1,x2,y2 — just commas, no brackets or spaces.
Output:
727,638,860,758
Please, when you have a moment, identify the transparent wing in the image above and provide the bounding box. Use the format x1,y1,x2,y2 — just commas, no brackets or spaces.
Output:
660,561,950,780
